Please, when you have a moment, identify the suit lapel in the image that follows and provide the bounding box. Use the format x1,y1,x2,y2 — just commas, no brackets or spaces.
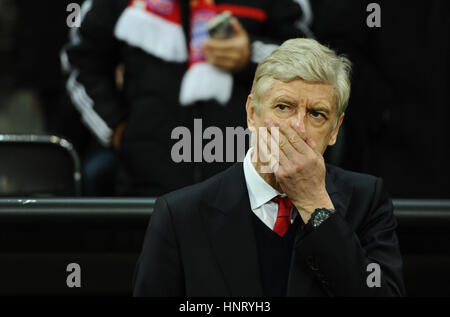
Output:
325,164,353,219
286,244,316,296
201,163,353,297
287,164,354,296
200,163,264,296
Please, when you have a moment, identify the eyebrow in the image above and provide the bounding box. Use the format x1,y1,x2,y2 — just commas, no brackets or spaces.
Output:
310,104,331,114
273,96,332,114
272,96,297,107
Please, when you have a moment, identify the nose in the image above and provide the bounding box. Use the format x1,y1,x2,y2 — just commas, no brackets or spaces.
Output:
291,111,307,138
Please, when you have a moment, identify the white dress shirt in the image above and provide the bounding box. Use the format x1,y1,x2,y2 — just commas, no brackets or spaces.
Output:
243,148,297,230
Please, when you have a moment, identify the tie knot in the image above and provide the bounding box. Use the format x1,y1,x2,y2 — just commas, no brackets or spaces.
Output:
272,196,293,236
272,196,293,216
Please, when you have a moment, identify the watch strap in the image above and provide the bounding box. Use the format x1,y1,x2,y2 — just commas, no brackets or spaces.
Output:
309,208,336,229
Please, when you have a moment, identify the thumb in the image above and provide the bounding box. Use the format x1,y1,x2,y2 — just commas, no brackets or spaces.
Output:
230,17,245,35
306,137,319,153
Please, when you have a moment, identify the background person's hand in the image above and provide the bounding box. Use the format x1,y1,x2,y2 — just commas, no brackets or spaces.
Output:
261,120,335,223
202,17,251,73
112,122,126,152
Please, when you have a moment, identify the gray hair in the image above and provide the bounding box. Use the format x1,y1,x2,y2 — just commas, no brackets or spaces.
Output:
250,38,352,118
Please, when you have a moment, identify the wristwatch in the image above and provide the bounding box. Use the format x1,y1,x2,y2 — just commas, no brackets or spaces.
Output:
308,208,336,229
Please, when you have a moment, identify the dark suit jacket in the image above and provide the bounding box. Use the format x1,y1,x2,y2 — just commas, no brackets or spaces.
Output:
133,163,405,296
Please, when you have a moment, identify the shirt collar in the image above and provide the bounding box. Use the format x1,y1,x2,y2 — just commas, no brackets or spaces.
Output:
243,148,283,210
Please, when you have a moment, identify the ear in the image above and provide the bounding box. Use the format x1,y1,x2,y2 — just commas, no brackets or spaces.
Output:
246,94,256,129
328,113,345,146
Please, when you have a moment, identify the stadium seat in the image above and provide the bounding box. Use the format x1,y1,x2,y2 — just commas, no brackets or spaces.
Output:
0,134,81,197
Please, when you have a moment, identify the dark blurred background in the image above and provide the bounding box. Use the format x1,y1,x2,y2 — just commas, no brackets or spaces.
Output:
1,0,448,199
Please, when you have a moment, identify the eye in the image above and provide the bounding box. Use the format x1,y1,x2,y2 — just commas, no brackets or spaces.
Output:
309,110,327,122
276,104,289,111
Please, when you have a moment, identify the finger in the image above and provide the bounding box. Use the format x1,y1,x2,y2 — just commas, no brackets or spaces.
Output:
265,126,292,171
257,131,270,163
203,37,237,51
204,49,218,66
283,121,308,150
258,126,288,173
204,47,244,71
213,59,237,72
258,126,275,160
266,120,300,160
204,48,235,69
204,47,241,61
275,120,309,155
258,131,278,173
259,123,289,173
290,120,308,144
305,136,320,154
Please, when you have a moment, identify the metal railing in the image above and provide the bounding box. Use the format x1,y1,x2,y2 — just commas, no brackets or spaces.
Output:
0,198,449,228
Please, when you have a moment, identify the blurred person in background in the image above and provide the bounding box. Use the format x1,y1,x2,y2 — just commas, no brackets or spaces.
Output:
13,0,113,196
62,0,306,196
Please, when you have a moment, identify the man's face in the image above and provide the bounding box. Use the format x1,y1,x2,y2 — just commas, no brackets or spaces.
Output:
246,78,344,155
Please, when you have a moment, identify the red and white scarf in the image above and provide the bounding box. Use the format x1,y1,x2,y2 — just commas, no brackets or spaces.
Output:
114,0,232,106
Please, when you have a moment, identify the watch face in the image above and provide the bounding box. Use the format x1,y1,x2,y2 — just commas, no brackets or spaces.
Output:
311,209,336,228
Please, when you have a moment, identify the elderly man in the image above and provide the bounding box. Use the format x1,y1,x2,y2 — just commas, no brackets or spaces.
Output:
133,39,405,297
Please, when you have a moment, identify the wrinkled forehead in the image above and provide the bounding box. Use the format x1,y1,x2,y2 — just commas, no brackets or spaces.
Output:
262,78,337,111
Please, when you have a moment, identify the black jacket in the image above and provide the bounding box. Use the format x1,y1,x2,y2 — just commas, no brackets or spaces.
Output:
133,163,406,296
62,0,304,195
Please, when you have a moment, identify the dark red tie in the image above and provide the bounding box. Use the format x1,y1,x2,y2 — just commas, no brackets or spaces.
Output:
272,196,293,237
